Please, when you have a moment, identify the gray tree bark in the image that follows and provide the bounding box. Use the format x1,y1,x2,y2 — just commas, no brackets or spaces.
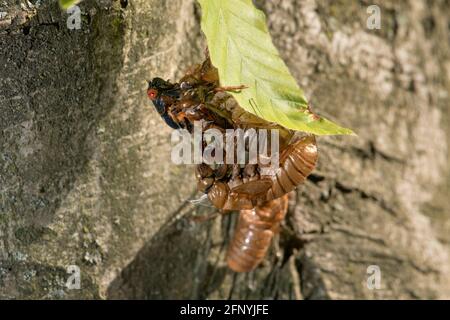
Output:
0,0,449,299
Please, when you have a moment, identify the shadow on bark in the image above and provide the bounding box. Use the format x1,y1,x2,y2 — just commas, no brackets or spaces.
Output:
0,2,124,240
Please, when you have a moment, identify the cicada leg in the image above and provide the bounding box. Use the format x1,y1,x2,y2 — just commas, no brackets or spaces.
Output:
214,85,248,93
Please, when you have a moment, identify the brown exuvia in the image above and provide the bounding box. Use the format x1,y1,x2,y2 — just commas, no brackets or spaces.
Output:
147,54,318,272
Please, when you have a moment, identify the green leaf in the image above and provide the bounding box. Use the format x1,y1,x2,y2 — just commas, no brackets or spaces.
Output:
197,0,355,136
59,0,82,10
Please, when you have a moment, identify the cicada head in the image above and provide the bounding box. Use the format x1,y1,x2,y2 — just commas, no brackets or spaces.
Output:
147,78,181,129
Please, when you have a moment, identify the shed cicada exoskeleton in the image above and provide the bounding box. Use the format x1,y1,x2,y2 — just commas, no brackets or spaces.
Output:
147,54,318,272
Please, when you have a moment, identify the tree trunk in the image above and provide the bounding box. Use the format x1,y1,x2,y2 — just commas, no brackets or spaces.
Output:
0,0,449,299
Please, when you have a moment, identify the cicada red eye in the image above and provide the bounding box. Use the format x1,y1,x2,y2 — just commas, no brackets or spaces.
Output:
147,88,158,100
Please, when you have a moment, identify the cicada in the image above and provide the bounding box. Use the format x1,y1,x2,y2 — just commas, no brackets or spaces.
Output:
147,54,318,272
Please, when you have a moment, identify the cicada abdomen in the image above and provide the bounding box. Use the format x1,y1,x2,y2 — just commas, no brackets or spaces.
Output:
266,135,318,200
227,194,289,272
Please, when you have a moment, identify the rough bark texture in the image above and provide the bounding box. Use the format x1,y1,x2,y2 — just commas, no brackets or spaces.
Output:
0,0,449,299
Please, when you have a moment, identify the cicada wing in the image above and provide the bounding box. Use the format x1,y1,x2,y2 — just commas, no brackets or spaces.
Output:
189,193,215,208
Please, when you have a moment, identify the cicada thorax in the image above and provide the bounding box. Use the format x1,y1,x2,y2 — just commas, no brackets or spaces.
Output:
226,194,289,273
180,57,220,87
